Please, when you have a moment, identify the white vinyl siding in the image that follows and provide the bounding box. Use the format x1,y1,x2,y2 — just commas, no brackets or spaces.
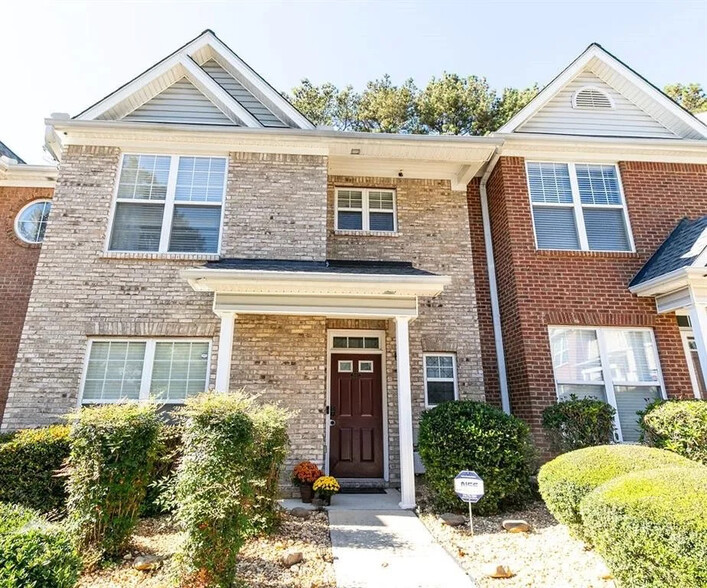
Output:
335,188,396,233
518,70,677,138
527,162,632,252
109,154,225,254
423,354,458,407
81,339,210,404
123,78,234,125
549,327,665,443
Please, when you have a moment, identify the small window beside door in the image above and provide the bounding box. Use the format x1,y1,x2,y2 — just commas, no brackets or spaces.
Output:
424,354,458,407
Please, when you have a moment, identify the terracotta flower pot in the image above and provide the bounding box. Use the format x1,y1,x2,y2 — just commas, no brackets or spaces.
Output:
299,484,314,503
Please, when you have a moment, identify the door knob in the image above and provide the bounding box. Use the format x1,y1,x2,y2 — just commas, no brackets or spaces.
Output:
330,419,336,427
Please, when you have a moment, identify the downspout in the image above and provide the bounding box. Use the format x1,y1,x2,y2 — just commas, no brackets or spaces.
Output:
479,149,511,414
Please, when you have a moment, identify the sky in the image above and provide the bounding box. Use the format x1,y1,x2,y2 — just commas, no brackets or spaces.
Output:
1,0,706,164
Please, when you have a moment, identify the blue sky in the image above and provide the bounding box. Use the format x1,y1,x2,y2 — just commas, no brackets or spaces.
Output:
2,0,706,163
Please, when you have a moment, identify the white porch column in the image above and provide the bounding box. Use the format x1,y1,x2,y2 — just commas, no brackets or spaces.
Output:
688,304,707,397
395,316,416,509
215,312,236,392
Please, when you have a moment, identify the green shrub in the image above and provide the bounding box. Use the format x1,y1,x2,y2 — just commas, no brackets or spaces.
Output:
581,466,707,587
174,391,290,586
66,403,161,561
641,399,707,465
0,502,81,587
0,425,70,514
418,400,533,515
142,423,184,517
538,444,696,538
541,396,616,453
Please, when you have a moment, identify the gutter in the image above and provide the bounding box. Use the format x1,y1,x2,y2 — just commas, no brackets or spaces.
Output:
479,148,511,414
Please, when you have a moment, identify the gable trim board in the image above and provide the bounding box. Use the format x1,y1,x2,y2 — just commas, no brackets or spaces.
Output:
497,43,707,140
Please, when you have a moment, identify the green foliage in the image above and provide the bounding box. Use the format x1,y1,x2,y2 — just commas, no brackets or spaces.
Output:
0,425,70,514
0,502,81,588
173,391,290,587
641,400,707,465
418,401,533,515
538,444,696,538
580,466,707,588
357,75,419,133
66,403,161,561
142,423,184,517
541,396,616,453
664,83,707,113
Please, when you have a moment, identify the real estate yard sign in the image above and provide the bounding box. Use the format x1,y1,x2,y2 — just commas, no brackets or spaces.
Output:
454,471,484,534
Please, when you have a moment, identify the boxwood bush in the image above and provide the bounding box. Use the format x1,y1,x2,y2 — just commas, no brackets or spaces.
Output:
538,444,695,538
0,425,70,514
541,396,616,453
641,399,707,465
66,403,161,562
418,400,533,515
0,502,81,587
581,466,707,588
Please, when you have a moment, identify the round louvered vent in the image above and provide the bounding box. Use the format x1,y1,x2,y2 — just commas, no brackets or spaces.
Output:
572,86,614,109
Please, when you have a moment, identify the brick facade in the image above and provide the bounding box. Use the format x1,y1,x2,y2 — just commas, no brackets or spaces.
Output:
469,156,707,451
0,186,53,425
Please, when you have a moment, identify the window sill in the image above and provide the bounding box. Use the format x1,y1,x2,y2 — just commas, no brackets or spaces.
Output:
100,251,220,261
333,229,400,238
535,249,639,259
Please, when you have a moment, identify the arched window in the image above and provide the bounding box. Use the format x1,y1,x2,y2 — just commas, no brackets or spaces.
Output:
572,86,614,110
15,199,52,244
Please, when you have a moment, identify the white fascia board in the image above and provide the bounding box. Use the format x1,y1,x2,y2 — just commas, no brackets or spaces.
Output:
0,161,57,187
629,267,707,297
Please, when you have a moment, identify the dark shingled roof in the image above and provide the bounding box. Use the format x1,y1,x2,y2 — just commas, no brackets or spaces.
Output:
202,258,437,276
631,216,707,287
0,140,24,164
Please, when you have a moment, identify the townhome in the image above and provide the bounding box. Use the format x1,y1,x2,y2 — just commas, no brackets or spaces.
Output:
2,32,706,505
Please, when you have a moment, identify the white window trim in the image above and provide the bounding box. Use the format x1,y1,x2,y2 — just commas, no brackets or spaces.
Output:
14,199,52,244
106,153,227,255
548,326,667,443
334,187,397,233
526,161,635,253
79,338,212,405
571,86,616,110
679,328,704,399
423,352,459,408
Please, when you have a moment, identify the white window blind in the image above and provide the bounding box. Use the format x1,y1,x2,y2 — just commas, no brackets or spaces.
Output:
335,188,396,233
109,155,225,254
527,162,632,252
549,327,664,442
424,354,458,407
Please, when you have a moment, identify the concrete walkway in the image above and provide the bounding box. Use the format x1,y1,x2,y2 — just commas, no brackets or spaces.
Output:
326,490,474,588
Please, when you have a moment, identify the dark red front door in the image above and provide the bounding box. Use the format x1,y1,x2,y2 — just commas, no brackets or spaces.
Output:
329,354,384,478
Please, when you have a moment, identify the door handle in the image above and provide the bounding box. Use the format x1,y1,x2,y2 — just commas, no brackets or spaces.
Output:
330,419,336,427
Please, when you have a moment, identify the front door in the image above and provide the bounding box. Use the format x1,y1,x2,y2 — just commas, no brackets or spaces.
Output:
329,354,384,478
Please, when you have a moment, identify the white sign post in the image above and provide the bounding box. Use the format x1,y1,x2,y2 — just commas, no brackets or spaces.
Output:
454,471,485,535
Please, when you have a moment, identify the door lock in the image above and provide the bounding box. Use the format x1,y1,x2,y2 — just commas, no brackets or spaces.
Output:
329,419,336,427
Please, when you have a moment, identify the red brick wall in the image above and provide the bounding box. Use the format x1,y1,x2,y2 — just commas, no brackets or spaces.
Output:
0,186,53,424
469,157,707,450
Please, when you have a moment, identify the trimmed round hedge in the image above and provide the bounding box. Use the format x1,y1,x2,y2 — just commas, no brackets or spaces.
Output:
418,401,533,515
641,400,707,465
581,467,707,588
538,444,696,538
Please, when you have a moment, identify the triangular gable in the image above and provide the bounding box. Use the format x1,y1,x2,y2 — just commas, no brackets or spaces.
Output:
498,44,707,140
75,30,313,130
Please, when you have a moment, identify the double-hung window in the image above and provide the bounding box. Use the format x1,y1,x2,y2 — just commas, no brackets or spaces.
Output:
548,327,664,442
335,188,396,232
81,339,210,404
424,353,458,407
109,154,226,254
527,162,632,252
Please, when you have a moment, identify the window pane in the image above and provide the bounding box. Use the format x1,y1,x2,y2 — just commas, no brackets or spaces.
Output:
109,202,164,251
17,201,51,243
168,205,221,253
348,337,363,348
338,211,363,230
614,386,661,442
369,212,394,232
549,328,603,382
575,164,622,205
527,162,573,204
557,384,607,403
604,330,660,383
583,208,631,251
337,190,363,209
364,337,380,349
533,207,580,250
117,155,170,200
425,355,456,380
83,341,146,402
151,342,209,402
427,381,455,405
333,337,347,349
175,157,226,203
369,191,394,210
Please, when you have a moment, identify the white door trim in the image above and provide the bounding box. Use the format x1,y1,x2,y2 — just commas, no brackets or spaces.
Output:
680,328,705,399
325,329,388,481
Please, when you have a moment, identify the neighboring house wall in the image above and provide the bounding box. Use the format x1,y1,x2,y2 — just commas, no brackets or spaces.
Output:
0,186,53,424
472,156,707,451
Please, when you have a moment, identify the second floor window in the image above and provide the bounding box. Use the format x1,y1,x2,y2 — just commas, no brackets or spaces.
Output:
335,188,396,232
527,162,633,252
109,154,226,254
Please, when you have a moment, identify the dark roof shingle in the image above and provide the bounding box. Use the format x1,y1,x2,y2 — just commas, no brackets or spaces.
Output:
202,258,436,277
0,140,24,164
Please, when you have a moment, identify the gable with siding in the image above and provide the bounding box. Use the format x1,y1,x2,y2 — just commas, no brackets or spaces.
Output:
518,70,678,138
